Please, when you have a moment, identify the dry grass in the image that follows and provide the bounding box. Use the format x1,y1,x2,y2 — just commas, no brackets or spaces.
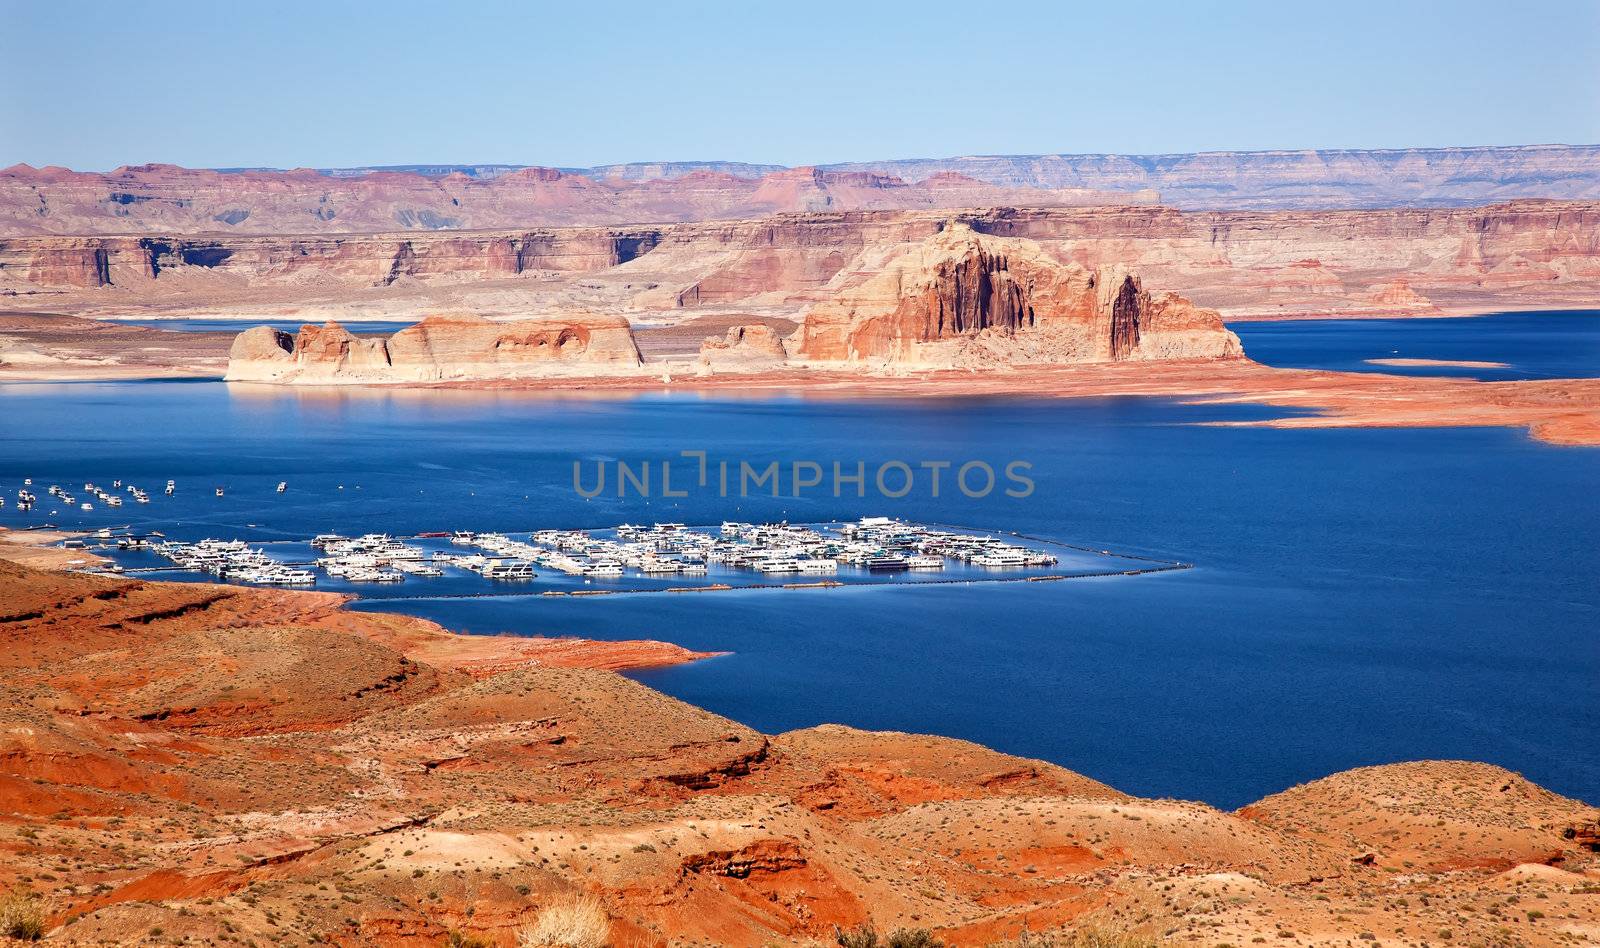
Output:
517,893,611,948
0,886,46,941
835,925,943,948
1008,925,1157,948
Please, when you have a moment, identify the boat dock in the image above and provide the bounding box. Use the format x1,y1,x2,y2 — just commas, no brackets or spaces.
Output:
68,516,1194,599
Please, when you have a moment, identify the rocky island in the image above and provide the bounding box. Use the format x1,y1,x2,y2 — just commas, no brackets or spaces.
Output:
225,314,644,384
221,224,1243,383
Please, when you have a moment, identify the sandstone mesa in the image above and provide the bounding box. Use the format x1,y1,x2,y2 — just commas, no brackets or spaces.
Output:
0,162,1151,237
221,224,1242,383
4,145,1599,236
788,222,1242,366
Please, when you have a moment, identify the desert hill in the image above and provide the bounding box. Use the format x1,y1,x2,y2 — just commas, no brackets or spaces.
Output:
0,548,1595,945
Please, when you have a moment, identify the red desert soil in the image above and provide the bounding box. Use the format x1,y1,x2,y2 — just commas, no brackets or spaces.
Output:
0,548,1595,945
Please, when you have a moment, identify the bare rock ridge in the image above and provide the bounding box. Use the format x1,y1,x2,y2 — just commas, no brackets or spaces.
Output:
0,162,1149,236
792,222,1242,366
800,143,1600,209
225,314,644,383
7,201,1593,322
6,146,1594,236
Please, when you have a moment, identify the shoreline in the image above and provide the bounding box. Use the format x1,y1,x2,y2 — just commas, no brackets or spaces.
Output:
6,354,1599,446
0,527,718,675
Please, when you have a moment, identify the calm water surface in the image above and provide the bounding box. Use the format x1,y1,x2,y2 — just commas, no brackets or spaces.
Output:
1231,310,1600,380
1,316,1596,809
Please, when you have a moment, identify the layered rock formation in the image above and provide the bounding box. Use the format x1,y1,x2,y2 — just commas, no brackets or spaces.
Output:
0,162,1143,236
1,228,660,289
820,143,1600,209
7,145,1590,236
792,222,1242,366
225,314,644,383
1365,278,1443,314
7,200,1592,322
696,323,789,370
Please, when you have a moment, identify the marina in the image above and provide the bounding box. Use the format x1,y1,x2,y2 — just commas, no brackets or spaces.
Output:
70,516,1187,599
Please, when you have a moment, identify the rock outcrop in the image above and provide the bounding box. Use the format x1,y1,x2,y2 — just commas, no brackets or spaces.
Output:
820,143,1600,209
696,324,789,371
1365,278,1443,314
792,222,1242,366
6,146,1596,237
6,202,1596,321
0,162,1141,236
225,314,644,384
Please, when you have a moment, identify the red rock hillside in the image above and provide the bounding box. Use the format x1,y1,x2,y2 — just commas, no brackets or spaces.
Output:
0,551,1596,946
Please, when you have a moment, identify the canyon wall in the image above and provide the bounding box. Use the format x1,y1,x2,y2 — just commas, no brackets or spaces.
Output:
4,201,1597,321
792,223,1242,366
225,314,644,383
796,144,1600,210
0,229,663,289
667,201,1600,318
0,162,1146,236
17,146,1587,235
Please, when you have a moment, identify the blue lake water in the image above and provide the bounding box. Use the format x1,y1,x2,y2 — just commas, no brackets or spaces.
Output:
1,317,1597,810
1230,310,1600,380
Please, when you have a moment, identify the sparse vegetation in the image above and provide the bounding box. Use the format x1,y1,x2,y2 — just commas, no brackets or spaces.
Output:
0,886,46,941
835,923,943,948
1009,925,1158,948
517,893,611,948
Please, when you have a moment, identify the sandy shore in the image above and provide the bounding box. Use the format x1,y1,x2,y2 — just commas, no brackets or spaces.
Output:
0,526,109,570
1366,357,1512,369
8,346,1599,445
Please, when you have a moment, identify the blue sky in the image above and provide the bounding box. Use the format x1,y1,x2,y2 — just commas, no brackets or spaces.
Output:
3,0,1597,170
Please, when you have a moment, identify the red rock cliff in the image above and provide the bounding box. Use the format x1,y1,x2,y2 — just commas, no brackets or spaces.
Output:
792,222,1242,366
